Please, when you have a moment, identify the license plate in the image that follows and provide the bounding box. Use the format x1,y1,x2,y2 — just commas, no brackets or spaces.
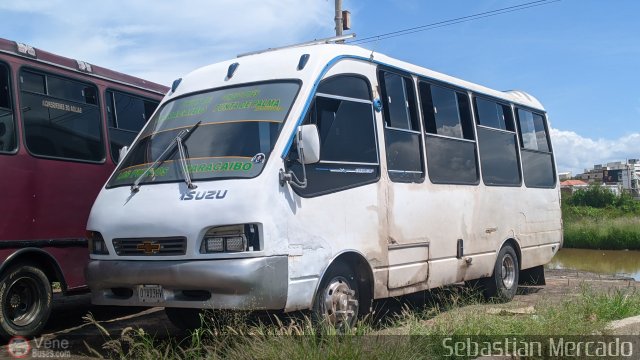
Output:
137,285,164,303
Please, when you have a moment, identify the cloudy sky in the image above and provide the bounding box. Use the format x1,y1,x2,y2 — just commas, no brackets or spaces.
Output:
1,0,638,174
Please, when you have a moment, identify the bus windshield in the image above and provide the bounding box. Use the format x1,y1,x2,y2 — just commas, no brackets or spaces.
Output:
107,81,300,188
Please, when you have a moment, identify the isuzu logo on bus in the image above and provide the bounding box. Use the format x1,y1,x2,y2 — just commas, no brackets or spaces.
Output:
180,190,228,201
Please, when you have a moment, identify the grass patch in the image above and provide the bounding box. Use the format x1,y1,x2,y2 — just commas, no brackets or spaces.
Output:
561,186,640,250
84,313,416,360
82,287,640,359
563,216,640,250
399,286,640,336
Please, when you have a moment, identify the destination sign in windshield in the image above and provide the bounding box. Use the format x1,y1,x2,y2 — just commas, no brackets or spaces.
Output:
108,81,300,188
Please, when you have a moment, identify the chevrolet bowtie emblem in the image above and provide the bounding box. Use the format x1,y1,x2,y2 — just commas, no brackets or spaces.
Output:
137,241,161,254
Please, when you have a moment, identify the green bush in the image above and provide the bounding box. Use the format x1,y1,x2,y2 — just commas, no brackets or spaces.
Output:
561,186,640,249
567,184,617,208
616,192,640,214
564,184,640,213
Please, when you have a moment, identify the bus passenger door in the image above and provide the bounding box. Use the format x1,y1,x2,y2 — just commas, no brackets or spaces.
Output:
377,69,430,290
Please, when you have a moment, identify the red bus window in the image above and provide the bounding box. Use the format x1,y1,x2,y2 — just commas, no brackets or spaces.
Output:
0,63,16,152
20,70,104,162
19,71,45,94
106,90,159,162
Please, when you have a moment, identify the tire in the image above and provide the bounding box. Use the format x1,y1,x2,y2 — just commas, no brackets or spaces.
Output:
0,264,53,339
165,308,203,330
312,262,360,331
480,245,519,302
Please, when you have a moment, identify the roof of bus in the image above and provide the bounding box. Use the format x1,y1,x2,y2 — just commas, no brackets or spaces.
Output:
0,37,168,95
170,42,544,111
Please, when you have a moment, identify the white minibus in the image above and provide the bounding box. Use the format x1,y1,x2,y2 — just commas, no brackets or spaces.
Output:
85,37,562,329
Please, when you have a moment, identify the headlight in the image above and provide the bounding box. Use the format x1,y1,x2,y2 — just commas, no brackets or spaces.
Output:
87,231,109,255
204,237,225,252
224,235,246,252
200,224,260,254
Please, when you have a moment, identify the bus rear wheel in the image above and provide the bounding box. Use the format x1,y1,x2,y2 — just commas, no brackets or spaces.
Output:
0,264,52,339
312,262,360,331
481,245,519,302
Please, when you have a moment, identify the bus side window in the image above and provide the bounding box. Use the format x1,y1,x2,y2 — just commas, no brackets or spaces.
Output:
378,70,424,183
0,62,16,153
516,108,555,188
47,76,97,105
20,70,104,162
474,97,521,186
106,90,159,162
287,75,379,197
420,82,479,185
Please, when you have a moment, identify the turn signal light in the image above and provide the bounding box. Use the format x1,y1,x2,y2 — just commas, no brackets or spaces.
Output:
87,231,109,255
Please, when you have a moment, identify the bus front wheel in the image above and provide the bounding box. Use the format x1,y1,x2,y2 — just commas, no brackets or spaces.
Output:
481,245,519,302
0,264,53,339
312,262,360,331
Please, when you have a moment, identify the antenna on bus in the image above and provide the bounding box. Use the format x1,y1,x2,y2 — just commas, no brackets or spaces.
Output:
237,34,356,58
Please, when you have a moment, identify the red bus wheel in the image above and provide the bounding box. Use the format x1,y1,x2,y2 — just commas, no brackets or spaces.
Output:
0,264,52,339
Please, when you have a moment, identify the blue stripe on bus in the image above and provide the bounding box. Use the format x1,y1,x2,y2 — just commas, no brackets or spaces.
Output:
281,55,370,158
280,54,545,158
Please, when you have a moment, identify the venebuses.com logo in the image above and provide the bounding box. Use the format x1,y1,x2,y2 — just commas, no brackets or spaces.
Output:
5,336,71,358
6,336,31,358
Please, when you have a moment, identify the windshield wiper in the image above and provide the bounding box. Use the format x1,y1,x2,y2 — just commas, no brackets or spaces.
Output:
130,121,201,193
176,131,197,190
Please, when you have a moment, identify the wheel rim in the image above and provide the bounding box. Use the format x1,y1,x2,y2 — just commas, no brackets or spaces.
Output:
4,276,42,327
501,253,516,290
322,276,358,328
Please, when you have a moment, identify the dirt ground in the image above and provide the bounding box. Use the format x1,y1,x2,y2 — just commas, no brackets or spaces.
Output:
511,268,637,307
2,268,637,358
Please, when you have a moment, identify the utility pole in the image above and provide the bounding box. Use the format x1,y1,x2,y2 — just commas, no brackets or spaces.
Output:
335,0,343,37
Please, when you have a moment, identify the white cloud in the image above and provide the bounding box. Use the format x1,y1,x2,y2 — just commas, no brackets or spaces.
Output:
550,128,640,175
6,2,634,177
0,1,334,84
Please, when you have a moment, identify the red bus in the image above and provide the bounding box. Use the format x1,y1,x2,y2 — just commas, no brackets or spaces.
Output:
0,38,168,338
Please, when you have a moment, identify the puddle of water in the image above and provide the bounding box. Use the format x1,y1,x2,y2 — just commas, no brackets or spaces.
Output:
547,248,640,280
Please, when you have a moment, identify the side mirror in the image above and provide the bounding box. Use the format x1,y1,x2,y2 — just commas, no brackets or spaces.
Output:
278,124,320,189
298,124,320,164
118,146,129,164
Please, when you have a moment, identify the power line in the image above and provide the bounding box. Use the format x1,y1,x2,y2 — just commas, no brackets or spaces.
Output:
349,0,559,44
348,0,561,45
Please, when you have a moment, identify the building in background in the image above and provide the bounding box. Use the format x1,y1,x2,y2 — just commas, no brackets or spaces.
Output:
558,171,572,181
621,160,640,198
577,159,640,198
560,179,588,196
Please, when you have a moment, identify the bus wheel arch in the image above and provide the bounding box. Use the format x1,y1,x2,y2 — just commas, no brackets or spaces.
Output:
0,249,66,291
312,251,374,328
500,238,522,273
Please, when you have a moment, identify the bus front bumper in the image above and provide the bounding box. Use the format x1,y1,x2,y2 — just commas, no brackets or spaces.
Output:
85,256,288,309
